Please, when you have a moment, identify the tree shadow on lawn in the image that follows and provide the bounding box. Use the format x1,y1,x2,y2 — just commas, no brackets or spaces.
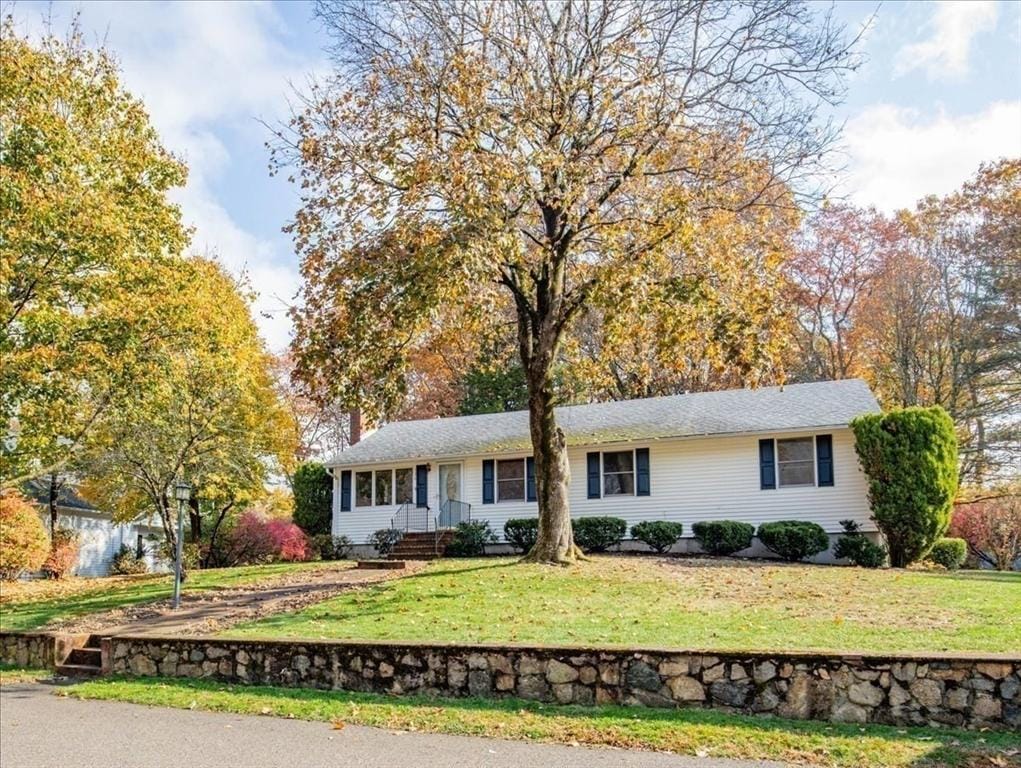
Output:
74,676,1020,767
399,559,518,580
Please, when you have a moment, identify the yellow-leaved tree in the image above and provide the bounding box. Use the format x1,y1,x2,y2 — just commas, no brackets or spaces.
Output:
1,17,190,485
81,258,296,564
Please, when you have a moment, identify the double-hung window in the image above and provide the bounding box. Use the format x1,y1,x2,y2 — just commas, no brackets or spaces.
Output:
602,450,635,496
776,437,815,488
496,459,525,502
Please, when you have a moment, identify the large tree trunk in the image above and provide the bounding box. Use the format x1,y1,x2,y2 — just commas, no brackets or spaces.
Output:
47,472,60,539
519,328,585,564
188,496,202,543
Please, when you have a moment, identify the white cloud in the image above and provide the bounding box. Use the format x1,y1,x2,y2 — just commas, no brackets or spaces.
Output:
841,101,1021,211
13,1,324,351
894,1,999,80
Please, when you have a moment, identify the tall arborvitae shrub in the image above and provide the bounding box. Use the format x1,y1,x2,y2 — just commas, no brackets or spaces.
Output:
292,462,333,536
851,407,958,567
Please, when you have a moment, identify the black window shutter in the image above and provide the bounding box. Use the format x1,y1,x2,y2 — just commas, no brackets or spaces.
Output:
759,439,776,490
587,452,601,499
415,464,429,507
526,457,536,502
636,448,650,496
482,459,495,504
340,470,352,511
816,434,834,487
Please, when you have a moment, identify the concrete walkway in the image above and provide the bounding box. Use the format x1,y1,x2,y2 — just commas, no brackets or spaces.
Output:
0,684,785,768
51,562,425,636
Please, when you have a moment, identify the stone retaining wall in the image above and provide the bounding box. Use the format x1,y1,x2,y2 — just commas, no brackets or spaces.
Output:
0,631,66,669
104,635,1019,730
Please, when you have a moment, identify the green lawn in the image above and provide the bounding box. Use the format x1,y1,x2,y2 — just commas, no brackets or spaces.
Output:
63,676,1021,768
0,561,352,632
226,556,1021,653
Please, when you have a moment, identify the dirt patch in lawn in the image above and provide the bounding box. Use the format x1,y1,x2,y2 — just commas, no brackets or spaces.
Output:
45,561,426,636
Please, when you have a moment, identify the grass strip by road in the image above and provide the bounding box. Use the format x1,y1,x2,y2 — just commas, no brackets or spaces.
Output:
226,556,1021,654
63,676,1021,768
0,663,50,685
0,561,353,632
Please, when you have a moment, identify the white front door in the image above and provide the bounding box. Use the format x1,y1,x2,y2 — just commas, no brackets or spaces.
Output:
438,463,462,507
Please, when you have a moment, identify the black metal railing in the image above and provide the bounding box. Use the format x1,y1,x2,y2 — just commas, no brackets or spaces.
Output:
436,498,470,530
434,498,471,556
391,502,431,534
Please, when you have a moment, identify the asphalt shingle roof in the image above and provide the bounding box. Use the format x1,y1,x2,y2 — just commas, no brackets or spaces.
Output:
327,379,880,467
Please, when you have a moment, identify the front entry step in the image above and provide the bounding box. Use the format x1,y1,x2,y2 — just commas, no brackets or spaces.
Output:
55,634,104,677
389,531,455,560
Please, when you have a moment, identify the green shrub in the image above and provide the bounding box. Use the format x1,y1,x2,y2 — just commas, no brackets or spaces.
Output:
110,543,148,575
851,406,958,567
312,534,353,560
691,520,755,556
573,516,627,553
0,491,49,580
928,537,967,570
445,520,497,557
292,462,333,537
833,520,886,568
504,518,539,553
757,520,830,562
630,521,684,554
368,528,402,557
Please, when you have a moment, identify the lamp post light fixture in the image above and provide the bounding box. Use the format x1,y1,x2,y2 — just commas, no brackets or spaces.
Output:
172,480,192,609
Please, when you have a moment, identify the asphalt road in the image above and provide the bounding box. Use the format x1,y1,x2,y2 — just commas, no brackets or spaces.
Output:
0,683,784,768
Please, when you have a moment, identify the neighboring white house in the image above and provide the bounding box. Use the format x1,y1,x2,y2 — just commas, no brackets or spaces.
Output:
326,379,882,559
26,481,166,577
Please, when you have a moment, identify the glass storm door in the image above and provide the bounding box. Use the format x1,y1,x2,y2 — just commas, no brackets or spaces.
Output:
438,463,462,506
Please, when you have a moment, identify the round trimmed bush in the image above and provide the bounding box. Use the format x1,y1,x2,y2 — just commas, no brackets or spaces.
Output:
927,537,967,570
631,521,684,554
691,520,755,556
0,490,49,580
573,516,627,553
445,520,497,557
368,528,402,557
757,520,830,562
504,518,539,553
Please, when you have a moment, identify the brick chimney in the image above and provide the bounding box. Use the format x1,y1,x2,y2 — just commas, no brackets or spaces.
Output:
348,408,376,445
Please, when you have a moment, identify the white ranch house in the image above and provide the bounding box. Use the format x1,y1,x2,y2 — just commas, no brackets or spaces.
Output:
327,379,882,559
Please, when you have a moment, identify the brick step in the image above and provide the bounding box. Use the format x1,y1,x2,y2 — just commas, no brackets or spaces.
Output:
55,663,103,678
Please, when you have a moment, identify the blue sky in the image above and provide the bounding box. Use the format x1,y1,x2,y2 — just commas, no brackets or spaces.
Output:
12,1,1021,351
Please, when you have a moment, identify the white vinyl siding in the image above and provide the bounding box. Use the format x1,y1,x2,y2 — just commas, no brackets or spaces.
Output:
332,428,870,546
34,509,165,578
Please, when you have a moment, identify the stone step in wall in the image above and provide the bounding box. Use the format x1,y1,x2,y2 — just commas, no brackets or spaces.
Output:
98,635,1020,730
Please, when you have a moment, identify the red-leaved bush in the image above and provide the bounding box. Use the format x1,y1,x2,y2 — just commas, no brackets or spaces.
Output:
224,511,278,565
42,528,80,579
950,495,1021,571
267,519,312,562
